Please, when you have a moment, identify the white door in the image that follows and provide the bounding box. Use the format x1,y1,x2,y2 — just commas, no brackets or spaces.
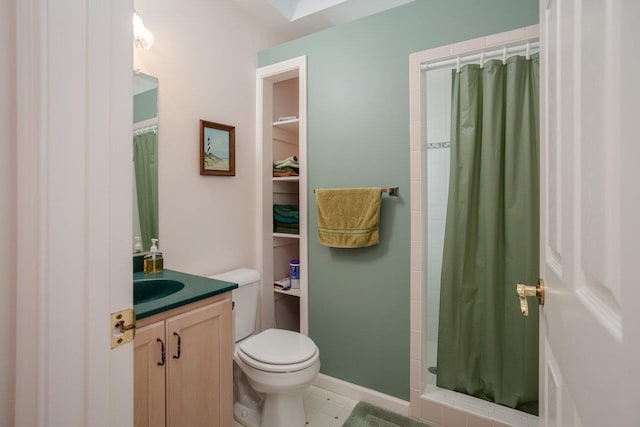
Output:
14,0,134,426
539,0,640,425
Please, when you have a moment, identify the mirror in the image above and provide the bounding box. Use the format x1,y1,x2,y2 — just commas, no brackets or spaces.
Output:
133,72,159,253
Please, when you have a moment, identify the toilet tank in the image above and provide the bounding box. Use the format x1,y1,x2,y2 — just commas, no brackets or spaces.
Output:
209,268,261,343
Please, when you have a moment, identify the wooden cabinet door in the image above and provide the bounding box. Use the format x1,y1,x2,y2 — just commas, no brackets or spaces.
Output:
134,321,166,427
165,297,233,427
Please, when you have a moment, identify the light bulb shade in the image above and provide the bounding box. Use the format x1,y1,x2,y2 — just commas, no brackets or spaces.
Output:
133,12,154,50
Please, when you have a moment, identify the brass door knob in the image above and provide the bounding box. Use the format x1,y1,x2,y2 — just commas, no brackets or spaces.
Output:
516,279,545,316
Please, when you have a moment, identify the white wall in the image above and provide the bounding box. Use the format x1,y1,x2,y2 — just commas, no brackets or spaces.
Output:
133,0,285,275
0,0,16,424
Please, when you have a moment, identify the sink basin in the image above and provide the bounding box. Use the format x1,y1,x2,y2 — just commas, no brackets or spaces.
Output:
134,279,185,305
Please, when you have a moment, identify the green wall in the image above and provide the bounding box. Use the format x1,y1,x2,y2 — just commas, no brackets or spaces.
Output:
134,88,158,123
259,0,538,400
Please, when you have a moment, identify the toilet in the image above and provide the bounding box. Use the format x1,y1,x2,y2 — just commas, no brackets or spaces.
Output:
210,268,320,427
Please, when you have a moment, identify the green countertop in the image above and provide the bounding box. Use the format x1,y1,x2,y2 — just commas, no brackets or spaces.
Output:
133,269,237,320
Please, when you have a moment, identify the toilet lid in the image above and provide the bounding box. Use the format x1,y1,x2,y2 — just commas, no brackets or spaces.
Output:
238,328,317,366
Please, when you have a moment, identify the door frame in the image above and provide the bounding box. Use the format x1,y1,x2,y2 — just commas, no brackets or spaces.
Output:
14,0,133,425
255,57,308,335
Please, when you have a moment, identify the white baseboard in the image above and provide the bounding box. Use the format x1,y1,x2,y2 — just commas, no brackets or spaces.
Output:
313,373,410,416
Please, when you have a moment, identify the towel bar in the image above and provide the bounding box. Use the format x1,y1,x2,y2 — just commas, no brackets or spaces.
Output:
383,187,400,196
313,187,399,196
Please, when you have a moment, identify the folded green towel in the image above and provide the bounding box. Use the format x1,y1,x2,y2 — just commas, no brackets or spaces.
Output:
274,213,299,224
273,205,299,218
274,223,299,234
315,188,381,248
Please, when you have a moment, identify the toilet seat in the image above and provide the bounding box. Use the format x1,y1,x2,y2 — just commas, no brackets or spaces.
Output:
237,329,319,373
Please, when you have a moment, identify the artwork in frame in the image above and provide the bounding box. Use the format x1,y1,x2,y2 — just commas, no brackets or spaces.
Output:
200,120,235,176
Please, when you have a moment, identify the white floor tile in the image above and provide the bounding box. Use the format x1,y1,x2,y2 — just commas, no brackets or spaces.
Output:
234,385,359,427
306,407,344,427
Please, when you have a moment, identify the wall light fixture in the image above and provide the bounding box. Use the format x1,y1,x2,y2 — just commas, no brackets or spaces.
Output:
133,11,154,50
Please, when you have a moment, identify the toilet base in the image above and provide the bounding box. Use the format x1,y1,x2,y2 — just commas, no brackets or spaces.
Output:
261,390,306,427
234,401,261,427
234,394,307,427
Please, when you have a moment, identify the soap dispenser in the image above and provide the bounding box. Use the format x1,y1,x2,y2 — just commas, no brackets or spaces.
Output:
133,236,143,253
143,238,164,274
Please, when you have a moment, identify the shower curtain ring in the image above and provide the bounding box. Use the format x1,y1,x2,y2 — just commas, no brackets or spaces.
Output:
480,51,485,68
456,56,461,73
526,41,531,59
502,46,507,64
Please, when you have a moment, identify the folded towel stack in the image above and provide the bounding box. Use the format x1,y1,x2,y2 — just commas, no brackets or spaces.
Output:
273,204,299,234
273,156,299,177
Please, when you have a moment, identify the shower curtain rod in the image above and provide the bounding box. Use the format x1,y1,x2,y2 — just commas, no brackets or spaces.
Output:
133,124,157,136
421,41,539,71
133,117,158,131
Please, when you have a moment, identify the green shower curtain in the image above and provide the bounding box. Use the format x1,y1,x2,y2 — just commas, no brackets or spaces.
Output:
133,131,158,251
436,54,539,414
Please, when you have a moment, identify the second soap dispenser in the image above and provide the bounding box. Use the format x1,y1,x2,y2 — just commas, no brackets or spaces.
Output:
143,238,164,274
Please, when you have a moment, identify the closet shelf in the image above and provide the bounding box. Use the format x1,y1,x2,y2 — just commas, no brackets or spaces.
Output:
273,232,300,239
272,118,299,133
274,287,300,297
273,176,300,182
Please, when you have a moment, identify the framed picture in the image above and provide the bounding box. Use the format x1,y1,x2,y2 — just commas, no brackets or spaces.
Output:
200,120,235,176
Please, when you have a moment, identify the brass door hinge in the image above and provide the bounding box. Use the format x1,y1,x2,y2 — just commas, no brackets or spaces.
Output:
111,308,136,348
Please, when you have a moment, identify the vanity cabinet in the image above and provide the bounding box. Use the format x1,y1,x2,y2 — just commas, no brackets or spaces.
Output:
134,320,166,427
134,292,233,427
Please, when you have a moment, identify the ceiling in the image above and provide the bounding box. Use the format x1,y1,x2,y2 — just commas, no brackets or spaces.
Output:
233,0,415,40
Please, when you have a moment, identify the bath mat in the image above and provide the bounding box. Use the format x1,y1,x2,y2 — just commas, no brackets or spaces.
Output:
342,401,431,427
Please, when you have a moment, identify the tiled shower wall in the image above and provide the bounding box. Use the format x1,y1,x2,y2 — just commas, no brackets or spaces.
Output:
423,67,452,386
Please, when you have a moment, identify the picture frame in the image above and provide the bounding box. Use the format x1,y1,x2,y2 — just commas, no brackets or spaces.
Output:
200,120,235,176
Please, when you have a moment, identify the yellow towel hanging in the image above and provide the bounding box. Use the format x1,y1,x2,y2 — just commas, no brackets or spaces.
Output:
315,187,382,248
